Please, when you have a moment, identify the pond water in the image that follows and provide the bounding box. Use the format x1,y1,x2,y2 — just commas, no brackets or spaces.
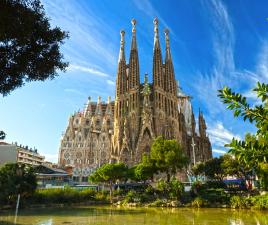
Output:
0,206,268,225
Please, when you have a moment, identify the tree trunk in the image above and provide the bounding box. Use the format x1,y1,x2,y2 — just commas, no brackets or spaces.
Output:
167,172,170,183
109,181,113,204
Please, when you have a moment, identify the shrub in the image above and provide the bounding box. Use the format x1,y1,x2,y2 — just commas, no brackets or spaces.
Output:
191,181,204,195
169,178,184,200
191,197,206,208
26,188,108,205
145,185,155,195
251,194,268,209
230,196,251,209
206,180,226,189
95,191,108,201
157,179,169,193
148,198,166,207
201,188,229,204
123,190,136,203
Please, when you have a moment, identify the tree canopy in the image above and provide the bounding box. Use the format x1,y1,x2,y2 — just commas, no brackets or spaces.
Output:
0,163,37,204
0,131,5,140
0,0,68,96
150,136,189,182
133,154,156,182
218,82,268,190
89,163,128,202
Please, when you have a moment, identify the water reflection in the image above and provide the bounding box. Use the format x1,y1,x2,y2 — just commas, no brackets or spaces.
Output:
0,207,267,225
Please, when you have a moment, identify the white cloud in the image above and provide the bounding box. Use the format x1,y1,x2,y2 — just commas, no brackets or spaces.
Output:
256,40,268,83
64,88,86,96
212,149,227,155
43,0,117,68
132,0,170,30
106,80,115,86
207,121,241,148
192,0,237,117
68,64,110,77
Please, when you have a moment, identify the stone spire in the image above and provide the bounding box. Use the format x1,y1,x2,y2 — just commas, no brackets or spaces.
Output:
164,28,172,60
198,110,207,138
95,96,102,115
131,19,137,50
129,19,140,90
118,30,125,62
105,96,112,115
153,18,160,50
84,96,92,117
153,18,164,89
164,28,176,96
116,30,127,97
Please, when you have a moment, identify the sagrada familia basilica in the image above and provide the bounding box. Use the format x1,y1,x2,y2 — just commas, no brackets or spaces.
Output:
58,19,212,180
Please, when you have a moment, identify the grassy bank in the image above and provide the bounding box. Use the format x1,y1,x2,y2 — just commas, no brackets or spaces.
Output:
1,186,268,211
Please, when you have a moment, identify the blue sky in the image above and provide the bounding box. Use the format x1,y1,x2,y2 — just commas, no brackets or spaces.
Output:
1,0,268,162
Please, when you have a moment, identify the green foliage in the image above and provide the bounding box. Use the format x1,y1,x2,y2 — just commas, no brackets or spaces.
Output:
148,198,166,207
156,178,184,200
89,163,128,203
191,181,205,195
0,131,5,140
218,83,268,190
230,196,251,209
0,163,37,204
191,197,206,208
169,178,184,200
192,157,224,180
122,190,136,204
204,157,224,180
94,191,109,201
122,190,152,204
27,188,109,204
192,162,205,177
89,163,128,184
0,0,68,96
251,194,268,209
150,136,189,181
192,154,250,181
133,154,156,182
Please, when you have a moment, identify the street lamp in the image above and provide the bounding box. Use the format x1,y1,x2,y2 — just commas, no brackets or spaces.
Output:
191,137,196,165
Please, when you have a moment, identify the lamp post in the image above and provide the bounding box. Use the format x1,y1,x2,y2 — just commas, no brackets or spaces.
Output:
191,137,196,165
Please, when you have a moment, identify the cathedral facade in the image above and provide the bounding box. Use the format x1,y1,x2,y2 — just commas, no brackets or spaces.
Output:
58,18,212,181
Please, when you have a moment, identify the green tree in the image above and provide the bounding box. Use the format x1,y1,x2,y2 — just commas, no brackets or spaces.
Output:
0,0,68,96
134,155,156,183
221,154,251,179
150,136,189,182
203,157,224,180
89,163,128,203
218,82,268,190
0,131,5,140
0,163,37,204
192,162,205,177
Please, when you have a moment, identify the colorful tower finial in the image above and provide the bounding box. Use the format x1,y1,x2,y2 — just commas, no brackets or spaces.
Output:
153,18,160,49
118,30,125,62
131,19,136,33
131,19,137,50
164,28,172,60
